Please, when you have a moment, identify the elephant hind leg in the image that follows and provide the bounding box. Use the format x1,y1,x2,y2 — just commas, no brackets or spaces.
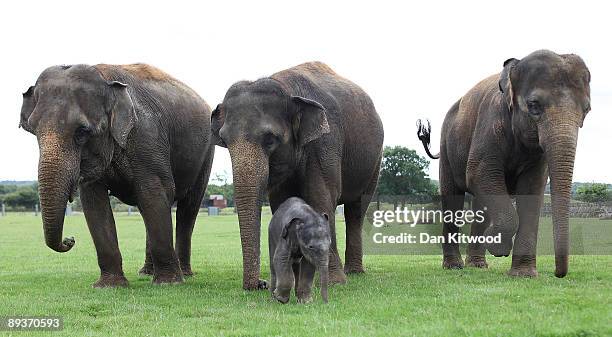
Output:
440,155,466,269
344,157,381,274
344,199,368,274
175,194,203,277
509,164,547,277
175,154,213,277
138,234,154,277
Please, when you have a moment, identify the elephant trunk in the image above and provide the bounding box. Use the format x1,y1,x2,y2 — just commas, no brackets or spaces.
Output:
542,116,580,278
319,262,329,303
229,139,269,289
37,133,79,253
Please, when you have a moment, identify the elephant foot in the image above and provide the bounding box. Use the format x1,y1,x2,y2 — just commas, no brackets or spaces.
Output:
93,273,129,288
465,255,488,268
484,227,513,257
508,256,537,277
442,255,464,269
273,289,290,304
508,267,538,278
328,269,347,285
180,265,194,277
244,279,268,291
297,296,313,304
344,265,365,274
138,264,154,277
152,271,184,285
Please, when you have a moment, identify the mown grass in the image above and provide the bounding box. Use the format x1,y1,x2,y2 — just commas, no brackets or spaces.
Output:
0,213,610,337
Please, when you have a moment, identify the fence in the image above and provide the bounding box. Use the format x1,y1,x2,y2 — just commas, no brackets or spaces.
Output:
540,202,612,218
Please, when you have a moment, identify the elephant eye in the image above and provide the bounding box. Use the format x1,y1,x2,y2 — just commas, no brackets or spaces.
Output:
263,132,279,150
527,99,542,117
74,126,92,146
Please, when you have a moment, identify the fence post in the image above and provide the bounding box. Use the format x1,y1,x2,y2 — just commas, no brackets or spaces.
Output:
128,206,133,216
1,203,5,217
35,204,39,216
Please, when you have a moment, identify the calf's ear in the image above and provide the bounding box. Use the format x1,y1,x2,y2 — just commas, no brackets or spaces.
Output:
282,218,303,238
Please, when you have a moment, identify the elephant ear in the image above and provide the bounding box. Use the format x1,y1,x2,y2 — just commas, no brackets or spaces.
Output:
108,81,136,149
499,58,519,111
291,96,330,147
282,218,303,239
19,86,36,134
211,104,227,147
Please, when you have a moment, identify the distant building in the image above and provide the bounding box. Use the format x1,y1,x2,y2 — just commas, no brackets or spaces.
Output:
207,195,227,209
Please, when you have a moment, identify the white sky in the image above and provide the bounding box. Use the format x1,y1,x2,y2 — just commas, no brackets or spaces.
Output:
1,0,610,183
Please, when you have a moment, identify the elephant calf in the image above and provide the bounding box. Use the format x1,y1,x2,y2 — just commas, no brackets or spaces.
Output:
269,197,330,304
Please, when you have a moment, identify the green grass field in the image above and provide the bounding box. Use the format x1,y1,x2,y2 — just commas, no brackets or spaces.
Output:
0,213,610,337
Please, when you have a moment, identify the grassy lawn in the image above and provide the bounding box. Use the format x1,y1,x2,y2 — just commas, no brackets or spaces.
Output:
0,213,610,337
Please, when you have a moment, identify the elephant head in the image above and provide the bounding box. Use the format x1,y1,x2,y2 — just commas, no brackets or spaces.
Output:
498,50,591,277
20,64,136,252
211,78,329,288
293,212,331,303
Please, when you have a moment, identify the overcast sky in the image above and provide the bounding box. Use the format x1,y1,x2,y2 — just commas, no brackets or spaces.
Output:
1,0,610,183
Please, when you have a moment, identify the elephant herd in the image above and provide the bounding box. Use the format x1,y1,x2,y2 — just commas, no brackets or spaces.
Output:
19,49,591,299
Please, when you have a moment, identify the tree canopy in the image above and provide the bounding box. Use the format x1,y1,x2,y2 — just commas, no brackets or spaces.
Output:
575,183,611,203
377,146,437,203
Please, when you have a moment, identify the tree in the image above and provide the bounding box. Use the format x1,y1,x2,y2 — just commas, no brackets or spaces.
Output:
205,171,235,207
3,186,39,209
575,183,611,203
377,146,437,206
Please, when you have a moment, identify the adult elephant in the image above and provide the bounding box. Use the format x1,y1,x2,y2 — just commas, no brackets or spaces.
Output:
20,64,215,287
418,50,591,278
212,62,384,289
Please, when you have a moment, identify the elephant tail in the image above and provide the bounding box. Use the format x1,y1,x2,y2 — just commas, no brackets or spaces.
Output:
417,119,440,159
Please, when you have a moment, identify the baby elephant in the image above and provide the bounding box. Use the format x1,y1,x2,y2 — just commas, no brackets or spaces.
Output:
268,197,331,304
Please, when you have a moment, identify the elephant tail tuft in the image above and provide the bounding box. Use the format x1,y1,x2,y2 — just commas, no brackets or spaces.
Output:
416,119,440,159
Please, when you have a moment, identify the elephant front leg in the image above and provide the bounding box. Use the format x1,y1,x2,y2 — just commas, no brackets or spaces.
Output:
509,165,547,277
272,253,295,304
296,260,316,303
470,162,518,257
326,214,347,285
481,194,519,257
80,182,128,288
137,181,183,285
465,197,490,268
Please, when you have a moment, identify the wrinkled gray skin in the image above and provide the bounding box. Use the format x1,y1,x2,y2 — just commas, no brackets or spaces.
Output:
212,62,384,290
418,50,591,278
20,64,214,287
269,197,331,304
